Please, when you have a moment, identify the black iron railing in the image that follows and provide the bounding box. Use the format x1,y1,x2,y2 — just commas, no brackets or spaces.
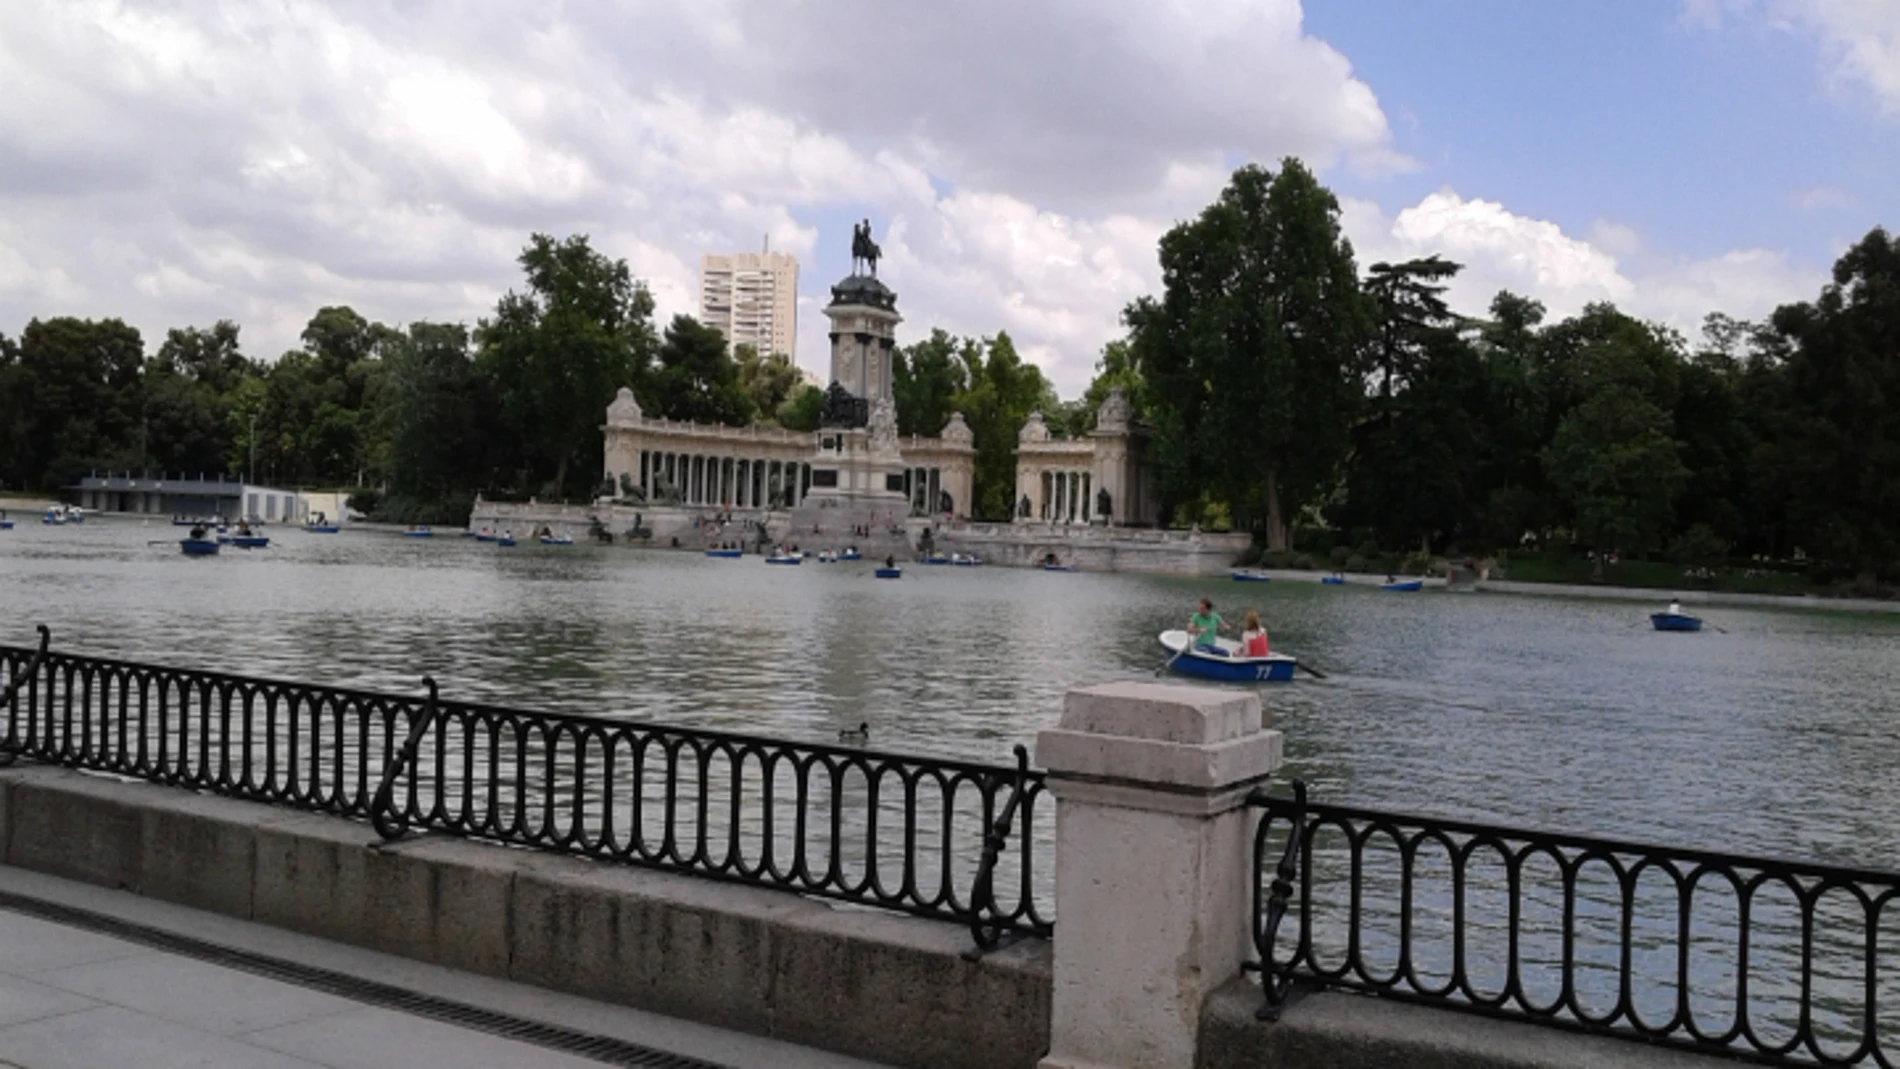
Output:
1250,783,1900,1066
0,633,1052,940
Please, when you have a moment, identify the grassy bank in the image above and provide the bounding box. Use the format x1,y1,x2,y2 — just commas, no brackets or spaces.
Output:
1498,551,1828,598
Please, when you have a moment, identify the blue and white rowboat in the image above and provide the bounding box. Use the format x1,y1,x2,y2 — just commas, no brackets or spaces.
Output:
705,548,743,558
875,567,902,579
765,554,802,565
180,538,220,556
1230,569,1272,582
1381,579,1423,592
1651,612,1702,632
1157,630,1296,683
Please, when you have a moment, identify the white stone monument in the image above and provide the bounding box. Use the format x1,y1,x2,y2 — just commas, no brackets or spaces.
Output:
806,226,909,505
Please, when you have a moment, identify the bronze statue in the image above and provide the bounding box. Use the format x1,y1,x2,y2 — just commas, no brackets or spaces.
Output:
851,219,882,277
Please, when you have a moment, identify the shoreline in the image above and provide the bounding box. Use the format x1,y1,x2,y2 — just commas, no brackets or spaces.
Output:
1249,568,1900,615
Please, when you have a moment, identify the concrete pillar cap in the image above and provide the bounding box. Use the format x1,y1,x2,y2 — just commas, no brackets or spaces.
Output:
1036,682,1278,796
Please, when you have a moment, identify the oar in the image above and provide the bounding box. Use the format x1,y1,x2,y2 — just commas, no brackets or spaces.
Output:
1707,622,1730,634
1156,640,1191,677
1295,660,1328,680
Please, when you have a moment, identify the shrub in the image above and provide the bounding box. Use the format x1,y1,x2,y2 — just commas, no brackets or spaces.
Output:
1344,554,1368,573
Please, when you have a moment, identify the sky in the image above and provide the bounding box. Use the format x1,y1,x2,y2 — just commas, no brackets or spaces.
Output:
0,0,1895,398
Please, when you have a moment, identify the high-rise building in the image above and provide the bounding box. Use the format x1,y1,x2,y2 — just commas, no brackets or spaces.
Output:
699,251,798,360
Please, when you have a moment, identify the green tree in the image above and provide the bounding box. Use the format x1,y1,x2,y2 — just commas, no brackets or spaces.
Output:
2,317,146,489
1543,386,1688,576
373,322,492,520
734,344,802,421
777,385,825,432
650,315,756,426
1129,160,1374,547
952,333,1056,520
1768,227,1900,587
1337,257,1481,552
478,234,657,497
894,328,970,437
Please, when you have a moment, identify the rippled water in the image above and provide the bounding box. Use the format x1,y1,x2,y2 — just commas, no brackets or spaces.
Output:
3,516,1899,872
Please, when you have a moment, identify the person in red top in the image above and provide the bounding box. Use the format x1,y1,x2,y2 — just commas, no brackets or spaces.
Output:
1238,610,1269,657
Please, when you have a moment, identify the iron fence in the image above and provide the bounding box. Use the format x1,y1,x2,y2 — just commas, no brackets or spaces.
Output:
0,629,1052,941
1250,782,1900,1066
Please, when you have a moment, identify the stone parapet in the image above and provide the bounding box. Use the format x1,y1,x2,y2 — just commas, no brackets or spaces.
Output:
936,523,1249,576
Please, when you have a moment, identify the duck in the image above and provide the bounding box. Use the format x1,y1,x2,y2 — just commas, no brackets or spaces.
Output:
837,722,870,745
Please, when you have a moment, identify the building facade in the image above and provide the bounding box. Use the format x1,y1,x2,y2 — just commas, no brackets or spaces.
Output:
699,252,799,360
1011,389,1156,526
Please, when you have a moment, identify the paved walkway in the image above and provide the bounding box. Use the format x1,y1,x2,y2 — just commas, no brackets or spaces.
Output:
0,865,892,1069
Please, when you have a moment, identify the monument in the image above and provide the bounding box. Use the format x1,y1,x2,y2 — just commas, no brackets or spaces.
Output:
805,220,909,506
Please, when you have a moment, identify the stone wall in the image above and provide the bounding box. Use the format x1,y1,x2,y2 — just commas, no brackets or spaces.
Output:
935,521,1249,576
0,765,1052,1069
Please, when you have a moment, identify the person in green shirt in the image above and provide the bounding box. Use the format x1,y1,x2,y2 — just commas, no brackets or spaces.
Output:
1188,598,1225,650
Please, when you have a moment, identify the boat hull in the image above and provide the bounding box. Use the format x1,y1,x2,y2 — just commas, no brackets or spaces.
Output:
0,522,11,530
1230,570,1272,582
1158,630,1295,683
704,549,743,558
1321,576,1345,585
305,525,339,534
1042,564,1075,572
875,567,902,579
403,530,433,538
180,539,220,556
1381,580,1423,591
231,536,269,549
765,556,802,565
1651,612,1703,632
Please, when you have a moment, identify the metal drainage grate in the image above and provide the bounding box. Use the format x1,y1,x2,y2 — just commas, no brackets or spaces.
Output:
0,889,734,1069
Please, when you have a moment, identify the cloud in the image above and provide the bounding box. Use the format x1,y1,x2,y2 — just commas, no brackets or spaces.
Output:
1687,0,1900,116
1341,189,1824,333
0,0,1402,397
1789,185,1860,213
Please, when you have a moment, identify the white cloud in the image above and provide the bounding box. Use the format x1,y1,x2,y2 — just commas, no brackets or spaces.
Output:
1789,185,1861,213
1688,0,1900,115
0,0,1404,398
1342,189,1824,333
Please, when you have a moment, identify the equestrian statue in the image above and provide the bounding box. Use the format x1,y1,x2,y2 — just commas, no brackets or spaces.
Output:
851,219,882,277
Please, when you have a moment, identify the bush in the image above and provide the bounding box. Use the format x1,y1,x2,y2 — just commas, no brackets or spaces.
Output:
1292,553,1315,570
1344,554,1368,573
1259,549,1295,569
1329,545,1352,568
346,489,381,516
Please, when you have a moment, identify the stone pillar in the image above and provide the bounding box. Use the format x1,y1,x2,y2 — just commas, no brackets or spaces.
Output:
1035,681,1282,1069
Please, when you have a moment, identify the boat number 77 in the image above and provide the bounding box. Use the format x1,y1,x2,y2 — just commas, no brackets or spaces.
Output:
1255,667,1276,680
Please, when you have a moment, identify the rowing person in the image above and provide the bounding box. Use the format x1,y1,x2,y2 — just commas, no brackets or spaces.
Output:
1187,598,1226,651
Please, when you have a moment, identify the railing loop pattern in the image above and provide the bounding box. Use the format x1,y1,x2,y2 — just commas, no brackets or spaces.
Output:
967,743,1032,953
370,676,439,841
0,625,50,769
1252,778,1306,1020
1249,787,1900,1067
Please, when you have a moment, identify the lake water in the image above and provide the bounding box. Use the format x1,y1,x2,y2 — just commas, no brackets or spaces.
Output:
3,514,1899,872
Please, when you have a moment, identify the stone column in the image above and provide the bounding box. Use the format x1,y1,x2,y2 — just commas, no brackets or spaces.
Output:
1035,681,1282,1069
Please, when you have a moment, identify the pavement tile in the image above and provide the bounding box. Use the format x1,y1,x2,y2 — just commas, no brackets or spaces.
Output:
0,975,97,1029
0,913,149,975
246,1006,612,1069
0,1004,326,1069
36,953,358,1037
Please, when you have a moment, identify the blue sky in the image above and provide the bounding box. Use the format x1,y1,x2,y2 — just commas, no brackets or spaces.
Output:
1307,2,1895,268
0,1,1894,396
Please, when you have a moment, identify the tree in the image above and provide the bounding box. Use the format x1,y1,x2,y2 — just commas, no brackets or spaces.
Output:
894,328,969,437
478,234,657,497
1337,257,1480,552
649,315,756,426
777,385,825,431
735,344,802,421
1543,385,1687,576
375,322,493,517
1129,160,1374,547
1768,227,1900,587
951,333,1056,520
2,317,146,489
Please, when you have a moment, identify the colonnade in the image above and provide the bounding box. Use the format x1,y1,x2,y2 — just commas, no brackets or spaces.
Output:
904,467,948,516
1039,469,1093,524
638,450,811,509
